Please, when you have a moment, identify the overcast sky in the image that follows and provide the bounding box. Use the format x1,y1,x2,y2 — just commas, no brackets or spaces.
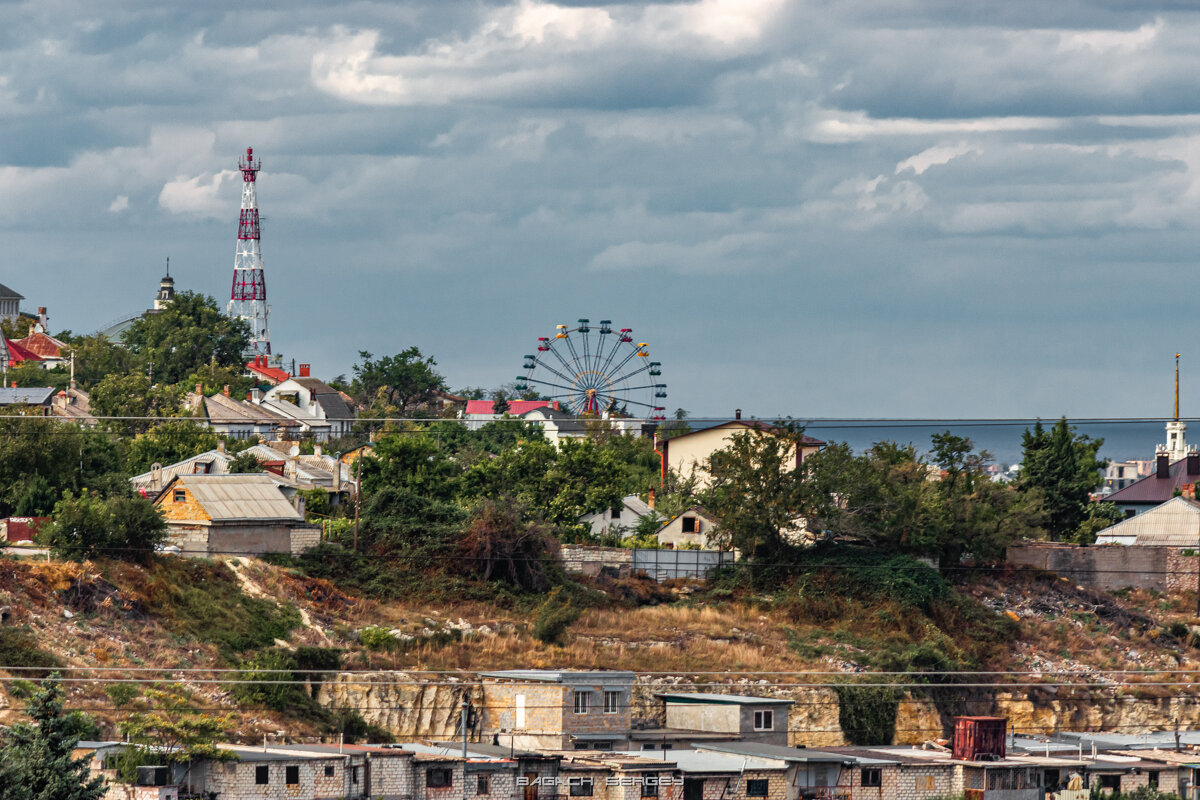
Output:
8,0,1200,419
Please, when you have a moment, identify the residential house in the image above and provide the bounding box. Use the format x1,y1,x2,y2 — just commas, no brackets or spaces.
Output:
658,413,824,490
1,336,42,369
152,474,320,556
549,752,682,800
246,354,292,386
261,377,356,440
0,282,21,322
51,386,95,425
1104,450,1200,517
654,693,792,746
692,742,865,800
186,386,301,440
1094,495,1200,546
580,495,654,538
655,507,720,550
481,670,637,752
463,399,561,430
130,441,357,502
13,329,69,369
0,386,54,414
1100,460,1149,495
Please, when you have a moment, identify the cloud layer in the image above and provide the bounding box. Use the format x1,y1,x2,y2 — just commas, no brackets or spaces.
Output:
6,0,1200,420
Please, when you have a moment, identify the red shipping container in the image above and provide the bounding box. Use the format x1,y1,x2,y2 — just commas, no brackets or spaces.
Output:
952,716,1007,761
4,517,49,543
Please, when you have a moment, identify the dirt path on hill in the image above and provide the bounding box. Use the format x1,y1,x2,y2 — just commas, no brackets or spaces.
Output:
226,556,332,645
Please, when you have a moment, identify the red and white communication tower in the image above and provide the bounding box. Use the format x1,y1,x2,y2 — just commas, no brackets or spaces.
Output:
228,146,271,356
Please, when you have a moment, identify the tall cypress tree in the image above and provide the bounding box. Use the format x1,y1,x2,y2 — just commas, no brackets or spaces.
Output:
1018,417,1105,540
0,676,105,800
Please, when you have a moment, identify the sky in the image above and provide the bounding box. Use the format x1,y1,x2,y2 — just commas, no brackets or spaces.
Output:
7,0,1200,420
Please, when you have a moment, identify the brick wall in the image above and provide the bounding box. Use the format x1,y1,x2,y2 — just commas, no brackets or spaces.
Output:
156,485,212,522
368,751,416,800
416,762,465,800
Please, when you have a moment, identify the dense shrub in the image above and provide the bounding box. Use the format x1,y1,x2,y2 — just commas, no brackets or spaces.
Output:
834,684,899,746
0,627,62,677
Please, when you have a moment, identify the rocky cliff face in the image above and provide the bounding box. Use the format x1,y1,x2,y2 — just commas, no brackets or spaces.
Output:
317,673,481,740
326,675,1200,747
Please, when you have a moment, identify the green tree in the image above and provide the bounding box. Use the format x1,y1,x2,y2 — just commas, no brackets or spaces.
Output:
90,373,184,434
56,334,141,391
48,491,166,564
703,424,810,558
180,364,257,400
0,675,105,800
1073,501,1124,545
117,683,235,783
125,420,218,474
1018,418,1106,540
459,438,626,531
122,291,251,385
0,417,125,516
228,450,264,473
351,348,446,416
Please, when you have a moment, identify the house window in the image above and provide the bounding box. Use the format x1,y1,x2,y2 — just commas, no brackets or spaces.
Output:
753,710,773,730
255,766,270,785
747,779,769,797
1148,772,1159,789
324,765,335,778
574,690,590,714
351,766,359,785
861,769,882,787
604,690,620,713
681,516,697,533
611,508,621,519
478,775,490,795
1099,775,1120,792
642,777,659,798
428,769,453,788
642,744,656,750
570,778,594,797
173,489,186,503
286,766,299,785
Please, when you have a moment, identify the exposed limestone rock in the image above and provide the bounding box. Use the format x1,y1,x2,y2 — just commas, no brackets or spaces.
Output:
317,673,481,739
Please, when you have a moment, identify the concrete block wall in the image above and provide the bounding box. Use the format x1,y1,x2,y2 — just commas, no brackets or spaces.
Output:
416,762,465,800
484,683,568,746
565,686,633,738
368,752,416,800
470,770,516,800
1006,545,1173,592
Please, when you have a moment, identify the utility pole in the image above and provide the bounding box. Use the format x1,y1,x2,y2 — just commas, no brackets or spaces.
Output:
353,453,362,552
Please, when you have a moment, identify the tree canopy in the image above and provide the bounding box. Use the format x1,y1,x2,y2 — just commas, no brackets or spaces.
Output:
0,676,105,800
121,291,251,385
1017,418,1106,541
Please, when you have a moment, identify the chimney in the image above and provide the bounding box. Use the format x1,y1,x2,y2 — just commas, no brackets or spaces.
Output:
150,463,162,493
1189,450,1199,477
735,408,742,420
223,384,230,397
647,488,656,510
195,383,203,395
37,307,47,329
314,444,322,458
1157,452,1171,479
299,363,311,378
246,392,253,402
217,439,225,454
294,493,306,516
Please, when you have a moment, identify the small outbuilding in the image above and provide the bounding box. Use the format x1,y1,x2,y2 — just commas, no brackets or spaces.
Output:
153,474,320,557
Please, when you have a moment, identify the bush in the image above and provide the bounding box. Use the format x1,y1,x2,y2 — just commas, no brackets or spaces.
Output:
48,490,166,565
533,587,582,645
359,626,400,651
0,627,62,677
104,683,140,708
834,684,898,746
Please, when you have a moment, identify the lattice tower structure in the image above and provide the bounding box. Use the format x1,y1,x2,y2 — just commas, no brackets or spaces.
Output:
228,146,271,356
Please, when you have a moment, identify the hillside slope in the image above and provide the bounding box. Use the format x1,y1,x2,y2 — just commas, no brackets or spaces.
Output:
0,553,1196,745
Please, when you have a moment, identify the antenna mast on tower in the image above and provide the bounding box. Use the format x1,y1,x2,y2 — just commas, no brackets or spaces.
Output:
228,146,271,356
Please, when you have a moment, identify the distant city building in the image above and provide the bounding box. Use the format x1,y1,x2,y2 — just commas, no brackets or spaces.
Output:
0,283,22,323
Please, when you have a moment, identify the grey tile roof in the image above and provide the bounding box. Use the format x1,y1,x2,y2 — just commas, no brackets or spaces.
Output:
0,387,53,405
165,474,303,522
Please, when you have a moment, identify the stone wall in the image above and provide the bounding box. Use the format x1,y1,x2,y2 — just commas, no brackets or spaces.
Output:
1006,544,1177,592
560,546,633,578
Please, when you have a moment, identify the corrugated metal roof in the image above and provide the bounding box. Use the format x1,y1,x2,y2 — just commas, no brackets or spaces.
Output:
480,670,635,684
166,474,303,522
655,692,794,706
1095,496,1200,546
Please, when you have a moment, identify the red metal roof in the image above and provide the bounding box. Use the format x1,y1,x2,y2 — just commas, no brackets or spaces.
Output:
464,399,560,415
246,355,290,384
5,338,41,363
13,331,66,359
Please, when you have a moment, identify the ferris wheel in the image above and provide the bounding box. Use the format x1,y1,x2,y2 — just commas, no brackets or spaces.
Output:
515,319,666,420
